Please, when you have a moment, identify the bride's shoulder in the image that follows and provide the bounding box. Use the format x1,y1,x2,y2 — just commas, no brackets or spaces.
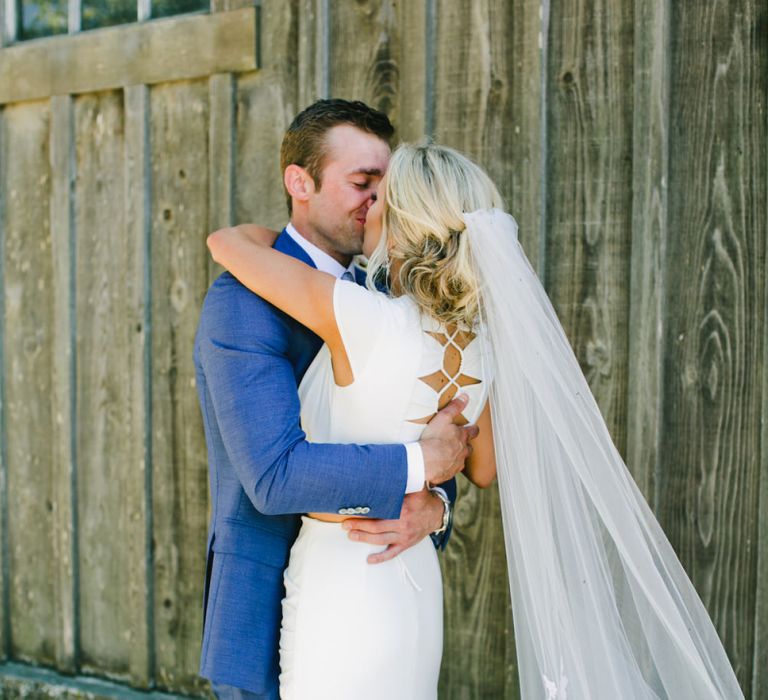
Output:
336,279,415,313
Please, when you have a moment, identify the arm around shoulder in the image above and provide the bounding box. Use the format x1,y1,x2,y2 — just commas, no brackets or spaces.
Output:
207,223,340,345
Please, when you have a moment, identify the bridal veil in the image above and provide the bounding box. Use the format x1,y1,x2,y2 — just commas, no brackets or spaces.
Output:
464,208,743,699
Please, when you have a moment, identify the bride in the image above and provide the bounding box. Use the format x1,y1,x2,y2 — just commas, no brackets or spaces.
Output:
207,143,743,699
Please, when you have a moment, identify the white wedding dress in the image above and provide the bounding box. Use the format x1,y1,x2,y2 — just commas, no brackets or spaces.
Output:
278,278,490,700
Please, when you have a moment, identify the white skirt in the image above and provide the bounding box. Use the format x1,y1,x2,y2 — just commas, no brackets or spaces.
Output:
279,516,443,700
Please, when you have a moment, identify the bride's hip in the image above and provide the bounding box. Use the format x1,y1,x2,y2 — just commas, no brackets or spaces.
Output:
284,516,440,592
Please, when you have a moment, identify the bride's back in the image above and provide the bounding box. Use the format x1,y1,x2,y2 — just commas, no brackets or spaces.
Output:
298,280,490,447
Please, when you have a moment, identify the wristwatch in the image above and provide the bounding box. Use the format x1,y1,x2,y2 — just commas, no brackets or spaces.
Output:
428,485,452,536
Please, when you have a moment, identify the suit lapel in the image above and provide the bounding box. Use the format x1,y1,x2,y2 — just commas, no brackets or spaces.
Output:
274,229,317,268
271,229,324,381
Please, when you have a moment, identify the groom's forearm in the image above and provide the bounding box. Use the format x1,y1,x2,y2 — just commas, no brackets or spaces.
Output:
248,439,407,518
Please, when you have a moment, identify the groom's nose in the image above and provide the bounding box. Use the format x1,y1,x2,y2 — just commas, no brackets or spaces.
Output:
362,191,377,210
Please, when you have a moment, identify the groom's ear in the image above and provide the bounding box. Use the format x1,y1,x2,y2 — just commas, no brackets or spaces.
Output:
284,164,315,203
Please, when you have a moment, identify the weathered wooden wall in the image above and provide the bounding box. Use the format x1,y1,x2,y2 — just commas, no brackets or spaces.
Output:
0,0,765,697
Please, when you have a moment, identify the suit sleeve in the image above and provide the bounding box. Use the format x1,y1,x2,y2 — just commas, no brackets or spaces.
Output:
197,275,407,519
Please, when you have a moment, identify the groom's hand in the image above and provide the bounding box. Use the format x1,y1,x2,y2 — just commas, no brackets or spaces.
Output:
420,394,479,485
341,488,445,564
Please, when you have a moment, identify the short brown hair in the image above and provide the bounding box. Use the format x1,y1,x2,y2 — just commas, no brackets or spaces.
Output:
280,99,395,212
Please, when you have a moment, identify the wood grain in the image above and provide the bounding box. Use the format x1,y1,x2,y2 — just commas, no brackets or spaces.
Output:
658,1,766,692
150,80,211,696
394,0,428,142
0,104,6,661
74,91,150,686
234,0,298,228
433,1,520,249
328,0,398,122
49,94,78,672
504,0,545,265
0,8,258,105
2,101,58,666
207,73,235,284
124,83,154,686
0,1,764,696
544,0,634,454
756,258,768,700
748,5,768,696
296,0,326,108
432,2,521,696
326,0,433,143
626,0,670,504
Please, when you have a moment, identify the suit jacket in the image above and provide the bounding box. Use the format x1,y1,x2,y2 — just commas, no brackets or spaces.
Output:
194,230,454,697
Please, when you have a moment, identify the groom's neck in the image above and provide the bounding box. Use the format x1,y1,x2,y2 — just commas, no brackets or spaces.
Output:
288,217,353,267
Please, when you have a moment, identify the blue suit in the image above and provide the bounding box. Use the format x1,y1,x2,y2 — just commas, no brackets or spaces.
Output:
194,231,454,698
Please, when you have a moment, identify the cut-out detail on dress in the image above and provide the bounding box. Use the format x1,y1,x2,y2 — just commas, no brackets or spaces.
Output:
407,325,481,426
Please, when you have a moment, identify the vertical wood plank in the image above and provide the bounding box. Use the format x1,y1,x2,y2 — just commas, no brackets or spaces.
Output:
74,90,150,686
2,101,58,666
394,0,428,142
327,0,398,121
123,83,154,685
544,0,634,454
757,314,768,696
0,104,7,662
659,0,766,690
235,0,298,228
757,31,768,687
626,0,670,501
150,80,211,695
506,0,546,266
208,73,234,283
326,0,432,143
432,2,522,697
750,10,768,698
49,94,78,672
440,481,514,700
433,1,522,249
297,0,326,108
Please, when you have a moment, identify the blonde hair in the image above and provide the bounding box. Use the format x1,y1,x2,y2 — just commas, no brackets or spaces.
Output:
367,143,504,328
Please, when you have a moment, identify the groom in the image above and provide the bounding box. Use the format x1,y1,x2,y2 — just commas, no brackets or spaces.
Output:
194,99,476,699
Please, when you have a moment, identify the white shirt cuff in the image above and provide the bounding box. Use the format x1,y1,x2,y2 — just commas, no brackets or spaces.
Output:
404,442,426,494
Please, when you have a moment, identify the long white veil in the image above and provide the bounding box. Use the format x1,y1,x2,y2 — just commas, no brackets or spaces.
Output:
464,209,743,699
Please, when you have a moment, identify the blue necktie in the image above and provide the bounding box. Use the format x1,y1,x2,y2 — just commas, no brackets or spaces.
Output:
340,270,355,282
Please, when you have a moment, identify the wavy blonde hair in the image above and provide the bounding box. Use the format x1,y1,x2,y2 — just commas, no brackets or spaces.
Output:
366,143,504,328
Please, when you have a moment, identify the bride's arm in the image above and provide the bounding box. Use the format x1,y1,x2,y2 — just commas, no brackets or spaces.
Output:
463,401,496,488
208,224,342,349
